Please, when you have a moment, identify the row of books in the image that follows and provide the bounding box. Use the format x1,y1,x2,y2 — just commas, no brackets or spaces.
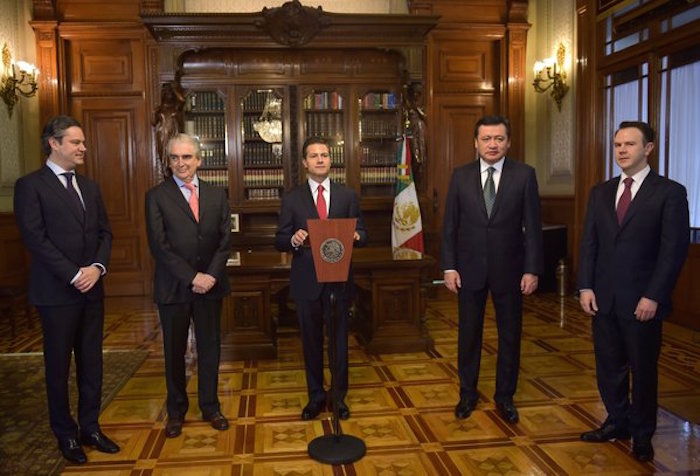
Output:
305,112,344,138
361,92,397,110
328,168,346,183
185,116,226,139
304,91,344,110
198,169,229,187
243,143,283,166
187,92,225,112
360,118,397,138
247,188,281,200
360,166,398,185
360,146,397,166
200,144,227,166
243,169,284,187
243,91,277,111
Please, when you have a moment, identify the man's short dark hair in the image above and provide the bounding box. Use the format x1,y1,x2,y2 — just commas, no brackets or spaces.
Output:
41,115,82,156
474,115,511,139
617,121,655,144
302,136,330,158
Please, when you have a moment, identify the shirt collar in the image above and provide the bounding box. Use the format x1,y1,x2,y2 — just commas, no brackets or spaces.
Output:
173,174,199,189
621,164,650,184
308,177,330,193
46,159,74,176
480,157,505,173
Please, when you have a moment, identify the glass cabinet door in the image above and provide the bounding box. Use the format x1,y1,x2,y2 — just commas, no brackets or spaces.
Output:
359,90,400,197
241,89,285,201
303,89,346,183
184,90,228,190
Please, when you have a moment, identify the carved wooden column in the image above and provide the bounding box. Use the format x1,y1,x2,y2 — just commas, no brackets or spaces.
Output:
505,0,530,162
30,21,60,126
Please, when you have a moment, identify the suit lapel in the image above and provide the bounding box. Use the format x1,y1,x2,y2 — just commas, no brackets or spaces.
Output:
304,181,319,219
619,171,658,228
489,158,511,219
40,166,85,225
164,177,197,223
328,182,341,218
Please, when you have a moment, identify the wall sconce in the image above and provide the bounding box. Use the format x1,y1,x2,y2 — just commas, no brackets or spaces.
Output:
1,43,39,117
533,43,569,111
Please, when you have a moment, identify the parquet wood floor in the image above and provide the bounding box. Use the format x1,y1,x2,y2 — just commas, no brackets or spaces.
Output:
1,290,698,475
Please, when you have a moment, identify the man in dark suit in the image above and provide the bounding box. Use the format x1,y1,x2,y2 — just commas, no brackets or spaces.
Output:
441,115,543,424
146,133,231,438
14,115,118,464
578,121,689,462
275,136,367,421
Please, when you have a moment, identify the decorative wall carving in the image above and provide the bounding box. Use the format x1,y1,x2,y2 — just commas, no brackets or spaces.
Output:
254,1,329,47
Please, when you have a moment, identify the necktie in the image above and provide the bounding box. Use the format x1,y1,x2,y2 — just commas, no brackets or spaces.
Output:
316,184,327,220
617,177,634,225
61,172,85,220
183,182,199,222
484,166,496,217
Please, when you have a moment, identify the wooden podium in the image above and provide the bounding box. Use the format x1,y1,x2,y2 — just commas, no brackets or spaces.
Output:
306,218,356,283
306,218,366,464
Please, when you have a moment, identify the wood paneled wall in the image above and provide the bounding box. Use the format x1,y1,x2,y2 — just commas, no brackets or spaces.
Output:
410,0,529,267
31,1,155,296
0,214,29,288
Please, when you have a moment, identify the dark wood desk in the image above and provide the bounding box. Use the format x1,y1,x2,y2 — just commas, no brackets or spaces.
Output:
222,247,435,360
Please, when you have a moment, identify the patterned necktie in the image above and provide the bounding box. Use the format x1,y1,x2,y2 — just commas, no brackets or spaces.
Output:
61,172,85,220
484,166,496,217
183,182,199,222
617,177,634,225
316,184,327,220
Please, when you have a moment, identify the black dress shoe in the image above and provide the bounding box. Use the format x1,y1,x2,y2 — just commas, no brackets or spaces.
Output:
165,416,183,438
496,402,519,423
633,439,654,462
337,401,350,420
580,422,631,442
59,438,87,464
301,400,325,420
455,398,478,419
204,411,229,430
80,431,120,453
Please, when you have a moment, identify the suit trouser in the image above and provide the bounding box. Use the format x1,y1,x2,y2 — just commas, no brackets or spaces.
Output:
296,285,349,405
158,298,222,418
592,311,662,441
457,286,522,404
37,301,104,442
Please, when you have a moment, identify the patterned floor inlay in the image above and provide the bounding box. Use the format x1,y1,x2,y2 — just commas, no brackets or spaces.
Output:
1,291,698,474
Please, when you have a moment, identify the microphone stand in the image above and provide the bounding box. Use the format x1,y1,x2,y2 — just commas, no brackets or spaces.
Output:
308,283,366,464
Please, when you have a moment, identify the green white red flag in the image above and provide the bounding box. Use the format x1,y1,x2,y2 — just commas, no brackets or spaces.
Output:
391,135,424,259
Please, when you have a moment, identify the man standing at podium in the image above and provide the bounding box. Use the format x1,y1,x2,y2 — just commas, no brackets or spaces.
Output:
275,137,368,421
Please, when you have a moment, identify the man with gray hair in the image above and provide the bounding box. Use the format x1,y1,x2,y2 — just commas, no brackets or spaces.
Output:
146,133,231,438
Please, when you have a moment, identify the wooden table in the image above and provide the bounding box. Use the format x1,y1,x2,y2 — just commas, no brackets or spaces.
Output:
221,247,435,360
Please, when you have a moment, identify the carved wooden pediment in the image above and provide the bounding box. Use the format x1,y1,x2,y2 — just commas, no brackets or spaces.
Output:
255,0,330,47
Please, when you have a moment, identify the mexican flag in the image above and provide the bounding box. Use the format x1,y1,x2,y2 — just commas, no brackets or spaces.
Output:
391,135,424,259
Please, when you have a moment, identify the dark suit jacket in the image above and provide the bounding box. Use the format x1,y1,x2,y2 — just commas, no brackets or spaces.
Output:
14,166,112,306
146,177,231,304
274,181,368,301
578,170,689,319
441,158,544,292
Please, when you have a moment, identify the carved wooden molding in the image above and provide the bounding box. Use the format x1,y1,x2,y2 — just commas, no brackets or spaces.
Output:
142,9,439,47
255,0,329,47
32,0,56,20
